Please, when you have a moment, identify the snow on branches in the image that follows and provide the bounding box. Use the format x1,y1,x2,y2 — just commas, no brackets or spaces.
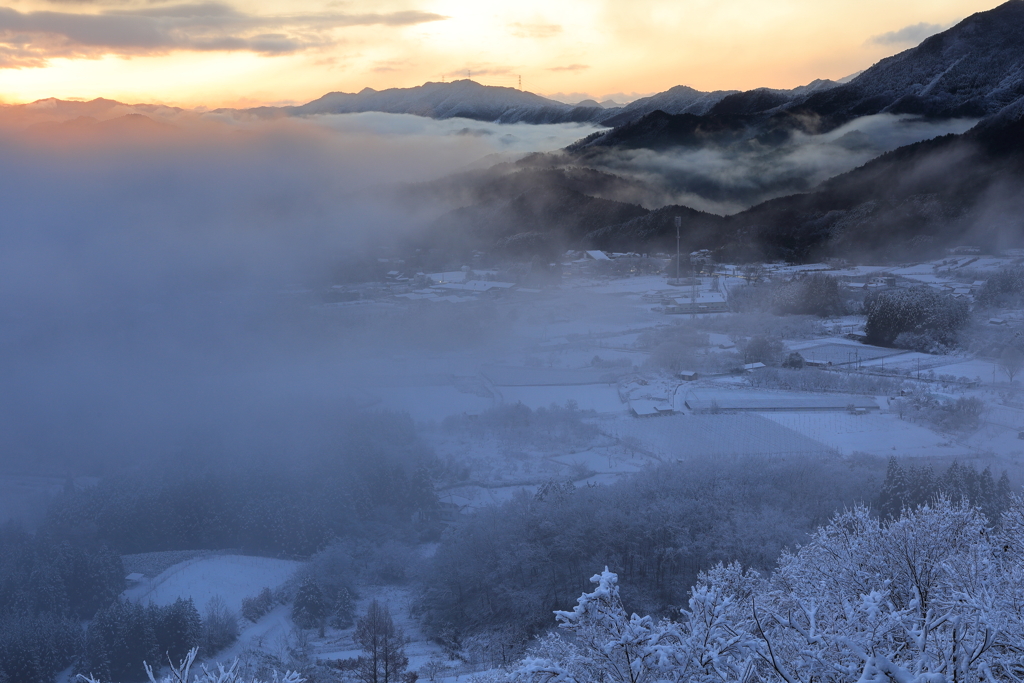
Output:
512,498,1024,683
515,567,756,683
77,647,304,683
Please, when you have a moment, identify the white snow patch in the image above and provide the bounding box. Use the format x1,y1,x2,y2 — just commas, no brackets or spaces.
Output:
126,555,301,614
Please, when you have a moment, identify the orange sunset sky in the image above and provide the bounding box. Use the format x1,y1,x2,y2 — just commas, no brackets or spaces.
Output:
0,0,1007,108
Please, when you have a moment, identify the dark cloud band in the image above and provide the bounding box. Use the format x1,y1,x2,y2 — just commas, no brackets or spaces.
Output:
0,3,447,67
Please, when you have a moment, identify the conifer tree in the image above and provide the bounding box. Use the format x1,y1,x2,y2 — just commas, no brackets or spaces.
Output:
292,579,328,636
878,457,908,519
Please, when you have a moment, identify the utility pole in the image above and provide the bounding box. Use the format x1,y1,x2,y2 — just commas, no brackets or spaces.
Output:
691,258,697,319
674,218,680,283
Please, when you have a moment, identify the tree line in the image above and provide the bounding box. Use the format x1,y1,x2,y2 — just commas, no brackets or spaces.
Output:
416,454,891,666
0,526,123,683
43,411,439,557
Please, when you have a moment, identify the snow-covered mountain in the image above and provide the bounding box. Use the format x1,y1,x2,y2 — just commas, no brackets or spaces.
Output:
800,0,1024,121
224,79,615,125
221,79,840,128
0,97,184,127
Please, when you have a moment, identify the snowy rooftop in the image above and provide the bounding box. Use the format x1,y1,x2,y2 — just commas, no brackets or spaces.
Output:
433,280,516,292
630,400,672,416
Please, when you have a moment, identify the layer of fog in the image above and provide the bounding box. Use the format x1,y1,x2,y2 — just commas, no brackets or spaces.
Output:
0,113,600,476
581,114,979,214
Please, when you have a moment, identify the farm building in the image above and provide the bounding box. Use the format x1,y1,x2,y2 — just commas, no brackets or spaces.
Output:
630,400,674,417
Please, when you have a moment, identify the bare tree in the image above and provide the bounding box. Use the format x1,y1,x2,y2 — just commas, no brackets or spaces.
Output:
999,345,1024,383
354,600,408,683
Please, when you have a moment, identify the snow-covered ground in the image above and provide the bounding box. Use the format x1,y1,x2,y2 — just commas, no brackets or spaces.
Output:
314,584,447,673
603,413,835,459
760,412,976,457
125,555,301,613
498,384,624,413
109,254,1024,681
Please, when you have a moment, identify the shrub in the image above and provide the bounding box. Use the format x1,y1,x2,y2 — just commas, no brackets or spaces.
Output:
241,588,275,623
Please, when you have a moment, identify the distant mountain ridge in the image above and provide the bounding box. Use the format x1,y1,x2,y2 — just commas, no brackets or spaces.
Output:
415,96,1024,263
216,79,843,127
217,80,614,125
571,1,1024,154
7,1,1024,135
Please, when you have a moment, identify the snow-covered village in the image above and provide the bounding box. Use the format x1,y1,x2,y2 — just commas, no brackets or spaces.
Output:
7,1,1024,683
5,243,1024,683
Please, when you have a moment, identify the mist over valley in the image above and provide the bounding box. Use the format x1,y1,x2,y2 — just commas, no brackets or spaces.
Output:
5,3,1024,683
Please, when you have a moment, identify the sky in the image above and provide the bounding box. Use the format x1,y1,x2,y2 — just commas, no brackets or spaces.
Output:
0,0,1007,108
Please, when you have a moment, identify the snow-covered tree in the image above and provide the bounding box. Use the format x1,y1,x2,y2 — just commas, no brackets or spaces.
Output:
292,579,328,635
514,568,756,683
865,288,968,349
998,344,1024,383
77,648,303,683
514,498,1024,683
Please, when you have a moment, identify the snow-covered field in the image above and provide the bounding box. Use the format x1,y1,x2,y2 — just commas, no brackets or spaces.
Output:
604,413,835,459
929,358,1001,382
760,412,977,457
125,555,301,613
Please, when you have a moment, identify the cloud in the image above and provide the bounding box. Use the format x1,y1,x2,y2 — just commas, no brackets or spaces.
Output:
578,114,979,214
547,63,588,73
0,109,601,473
868,22,948,46
372,59,406,72
444,65,515,80
510,21,561,39
0,3,447,67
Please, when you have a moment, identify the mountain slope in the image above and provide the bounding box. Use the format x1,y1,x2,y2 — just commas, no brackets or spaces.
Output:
412,168,651,259
600,86,738,127
722,99,1024,260
426,98,1024,261
794,0,1024,122
571,1,1024,156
